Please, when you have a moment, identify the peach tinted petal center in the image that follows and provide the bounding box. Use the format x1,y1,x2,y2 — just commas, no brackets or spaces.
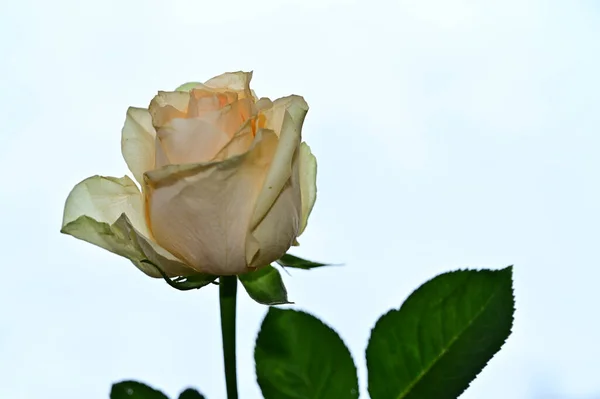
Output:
155,118,231,167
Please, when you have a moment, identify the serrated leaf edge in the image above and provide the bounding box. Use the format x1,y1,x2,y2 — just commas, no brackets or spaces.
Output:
368,266,515,399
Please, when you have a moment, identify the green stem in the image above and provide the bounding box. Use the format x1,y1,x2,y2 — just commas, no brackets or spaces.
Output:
219,275,238,399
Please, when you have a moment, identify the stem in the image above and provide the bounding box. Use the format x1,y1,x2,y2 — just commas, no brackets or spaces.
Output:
219,276,238,399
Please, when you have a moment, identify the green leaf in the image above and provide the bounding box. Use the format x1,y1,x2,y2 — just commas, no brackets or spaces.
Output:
141,259,217,291
255,308,359,399
111,381,169,399
366,266,515,399
276,254,330,270
178,388,206,399
239,265,291,305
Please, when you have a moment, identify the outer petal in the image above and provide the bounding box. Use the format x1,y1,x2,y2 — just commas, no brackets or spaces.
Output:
144,130,281,275
298,142,317,235
121,107,156,185
204,71,254,99
61,175,196,277
260,95,309,137
175,72,255,100
247,144,302,268
148,91,190,128
250,96,308,230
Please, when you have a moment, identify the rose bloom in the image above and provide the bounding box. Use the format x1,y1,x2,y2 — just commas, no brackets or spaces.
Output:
61,72,316,276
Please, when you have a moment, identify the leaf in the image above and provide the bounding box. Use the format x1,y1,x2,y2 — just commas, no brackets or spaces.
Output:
255,308,359,399
276,254,330,270
141,259,217,291
366,266,515,399
110,381,169,399
239,265,291,305
178,388,206,399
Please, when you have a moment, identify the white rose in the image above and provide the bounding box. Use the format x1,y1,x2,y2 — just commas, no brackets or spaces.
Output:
61,72,317,276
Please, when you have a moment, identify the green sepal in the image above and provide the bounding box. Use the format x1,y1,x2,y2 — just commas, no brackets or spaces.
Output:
175,82,202,92
141,259,217,291
276,253,333,270
238,265,292,305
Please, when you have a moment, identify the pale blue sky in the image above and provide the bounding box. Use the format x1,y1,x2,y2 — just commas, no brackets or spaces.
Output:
1,0,599,398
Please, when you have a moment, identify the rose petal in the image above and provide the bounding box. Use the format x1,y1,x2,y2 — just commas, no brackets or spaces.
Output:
155,118,230,167
144,130,280,275
176,72,258,101
148,91,190,128
249,96,308,230
61,175,195,277
198,98,255,137
260,95,309,137
188,90,238,118
121,107,156,185
204,71,254,99
62,175,145,230
247,144,302,268
298,142,317,235
255,97,273,111
212,119,256,162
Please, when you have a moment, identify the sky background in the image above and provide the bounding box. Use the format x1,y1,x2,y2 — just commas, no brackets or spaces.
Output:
1,0,600,398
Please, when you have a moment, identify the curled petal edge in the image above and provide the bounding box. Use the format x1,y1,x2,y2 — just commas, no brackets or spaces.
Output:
298,142,317,236
61,213,196,278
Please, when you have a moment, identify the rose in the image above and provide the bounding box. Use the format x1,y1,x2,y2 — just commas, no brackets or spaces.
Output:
61,72,317,276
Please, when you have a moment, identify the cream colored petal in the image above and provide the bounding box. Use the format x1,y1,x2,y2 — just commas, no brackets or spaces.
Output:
255,97,273,111
155,138,171,170
62,175,145,230
249,97,308,230
196,98,254,136
144,130,280,275
176,72,255,100
212,119,256,162
155,118,230,167
61,175,195,277
260,95,309,137
204,71,253,97
248,145,302,268
188,90,238,118
148,91,190,128
175,82,221,94
298,142,317,235
121,107,156,185
188,92,225,116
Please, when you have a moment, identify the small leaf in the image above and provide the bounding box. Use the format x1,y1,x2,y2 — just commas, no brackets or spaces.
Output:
111,381,169,399
255,308,359,399
366,266,515,399
276,254,330,270
141,259,217,290
178,388,206,399
239,265,291,305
